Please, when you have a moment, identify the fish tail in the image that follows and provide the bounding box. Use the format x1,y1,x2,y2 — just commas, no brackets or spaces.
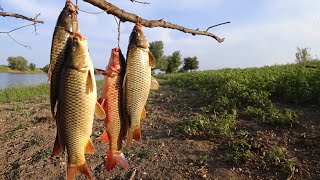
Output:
105,150,129,171
67,163,92,180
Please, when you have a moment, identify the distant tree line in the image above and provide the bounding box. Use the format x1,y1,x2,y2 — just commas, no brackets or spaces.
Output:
6,56,48,72
149,41,199,73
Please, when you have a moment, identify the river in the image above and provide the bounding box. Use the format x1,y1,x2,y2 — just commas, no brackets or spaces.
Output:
0,73,104,89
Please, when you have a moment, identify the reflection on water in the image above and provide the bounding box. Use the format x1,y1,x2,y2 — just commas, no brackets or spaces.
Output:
0,73,104,89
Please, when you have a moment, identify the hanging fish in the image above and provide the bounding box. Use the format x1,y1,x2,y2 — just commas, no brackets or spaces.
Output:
96,47,129,171
49,0,79,117
51,32,105,180
123,24,159,147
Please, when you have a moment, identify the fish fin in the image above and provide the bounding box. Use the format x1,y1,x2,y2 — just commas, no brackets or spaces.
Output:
100,129,109,143
148,51,156,68
95,68,109,76
150,76,160,90
87,70,94,93
141,107,147,119
51,134,64,157
85,139,95,154
95,101,106,120
133,126,142,141
106,151,129,171
67,163,92,180
53,100,59,117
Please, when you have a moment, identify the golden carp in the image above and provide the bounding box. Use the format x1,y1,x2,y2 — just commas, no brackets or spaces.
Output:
96,48,129,171
49,0,79,117
51,32,105,180
123,24,159,147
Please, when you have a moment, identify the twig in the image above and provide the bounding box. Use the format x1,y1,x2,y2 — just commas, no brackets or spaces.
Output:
0,23,39,49
0,12,44,24
130,0,150,4
206,21,230,31
83,0,226,43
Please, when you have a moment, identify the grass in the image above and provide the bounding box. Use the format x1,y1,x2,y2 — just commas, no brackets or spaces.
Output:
157,61,320,129
0,83,49,103
0,80,103,103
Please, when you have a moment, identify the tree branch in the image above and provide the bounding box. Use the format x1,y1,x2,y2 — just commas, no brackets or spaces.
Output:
83,0,226,43
0,12,44,24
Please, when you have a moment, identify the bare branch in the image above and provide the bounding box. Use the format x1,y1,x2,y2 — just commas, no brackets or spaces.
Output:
130,0,150,5
0,12,44,24
206,21,230,31
83,0,226,43
0,22,39,50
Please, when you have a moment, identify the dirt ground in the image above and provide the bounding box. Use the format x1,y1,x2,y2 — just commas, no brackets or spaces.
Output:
0,84,319,180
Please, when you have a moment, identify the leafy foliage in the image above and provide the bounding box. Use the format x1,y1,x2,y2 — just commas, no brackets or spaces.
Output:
29,63,36,71
166,51,182,73
158,60,320,128
182,56,199,71
149,41,168,72
295,47,312,64
7,56,29,71
41,64,50,73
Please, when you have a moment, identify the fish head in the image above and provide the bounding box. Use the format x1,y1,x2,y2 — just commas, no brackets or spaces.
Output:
106,48,125,75
57,1,78,32
69,33,90,71
128,24,149,49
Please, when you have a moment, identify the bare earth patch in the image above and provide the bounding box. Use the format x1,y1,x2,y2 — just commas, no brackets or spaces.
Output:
0,84,319,179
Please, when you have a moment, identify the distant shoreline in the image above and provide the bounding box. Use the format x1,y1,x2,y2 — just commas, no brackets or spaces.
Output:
0,65,46,74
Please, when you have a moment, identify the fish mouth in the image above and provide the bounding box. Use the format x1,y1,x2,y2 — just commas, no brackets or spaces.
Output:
66,0,78,12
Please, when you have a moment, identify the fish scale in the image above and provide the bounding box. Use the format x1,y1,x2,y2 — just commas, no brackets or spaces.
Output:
98,48,128,171
49,1,78,117
58,69,96,165
125,47,151,130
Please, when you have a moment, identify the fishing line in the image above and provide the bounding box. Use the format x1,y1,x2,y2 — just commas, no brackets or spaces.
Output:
113,16,121,48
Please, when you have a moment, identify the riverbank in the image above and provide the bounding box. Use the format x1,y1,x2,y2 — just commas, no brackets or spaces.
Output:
0,81,103,103
0,65,45,74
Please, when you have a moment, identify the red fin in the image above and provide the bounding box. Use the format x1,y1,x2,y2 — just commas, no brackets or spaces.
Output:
133,126,141,141
52,134,64,157
100,130,109,143
106,150,129,171
67,163,92,180
98,97,104,105
141,107,147,119
85,139,94,154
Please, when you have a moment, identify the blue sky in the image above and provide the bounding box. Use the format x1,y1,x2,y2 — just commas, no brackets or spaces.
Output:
0,0,319,70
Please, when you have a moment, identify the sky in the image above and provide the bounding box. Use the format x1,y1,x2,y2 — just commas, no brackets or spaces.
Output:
0,0,319,70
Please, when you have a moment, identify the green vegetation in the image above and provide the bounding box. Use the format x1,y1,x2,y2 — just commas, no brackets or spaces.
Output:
158,60,320,129
295,47,312,64
7,56,29,71
0,83,49,103
0,80,103,103
149,41,199,73
181,56,199,72
0,56,46,73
